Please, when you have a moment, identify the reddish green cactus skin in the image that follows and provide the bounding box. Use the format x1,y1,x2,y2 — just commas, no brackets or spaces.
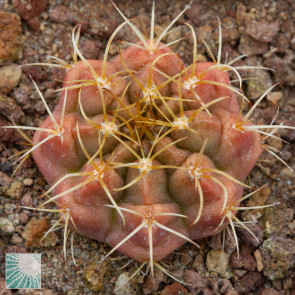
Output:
31,37,263,264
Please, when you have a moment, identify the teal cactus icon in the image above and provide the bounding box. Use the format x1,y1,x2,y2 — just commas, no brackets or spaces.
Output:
5,253,41,289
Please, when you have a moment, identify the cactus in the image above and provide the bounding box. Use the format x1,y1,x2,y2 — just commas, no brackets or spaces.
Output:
6,2,294,283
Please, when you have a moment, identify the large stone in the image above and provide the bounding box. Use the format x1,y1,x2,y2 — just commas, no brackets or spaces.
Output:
246,21,280,43
83,261,108,292
22,218,58,248
261,236,295,280
0,11,22,64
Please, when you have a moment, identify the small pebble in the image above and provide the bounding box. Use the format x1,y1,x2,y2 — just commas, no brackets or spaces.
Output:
161,282,189,295
142,269,166,294
281,150,292,161
0,64,22,94
14,86,29,106
230,246,256,271
267,91,283,106
34,100,47,113
0,217,15,235
5,181,23,199
44,88,55,99
183,270,208,292
192,253,207,272
281,167,294,177
19,212,29,224
79,40,100,60
184,4,201,25
234,272,263,294
114,272,134,295
10,234,23,245
181,253,193,266
23,178,34,186
247,184,270,207
49,5,70,23
236,223,264,247
206,250,231,279
0,171,11,186
246,69,272,99
254,249,263,272
266,136,282,150
20,193,33,206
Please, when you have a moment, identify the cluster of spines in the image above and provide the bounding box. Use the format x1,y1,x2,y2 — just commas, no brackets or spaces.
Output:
4,1,294,287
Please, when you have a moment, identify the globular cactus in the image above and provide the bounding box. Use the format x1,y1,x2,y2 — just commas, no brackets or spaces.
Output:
8,2,294,281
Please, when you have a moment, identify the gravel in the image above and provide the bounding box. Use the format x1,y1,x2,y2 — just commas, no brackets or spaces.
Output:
0,0,294,294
